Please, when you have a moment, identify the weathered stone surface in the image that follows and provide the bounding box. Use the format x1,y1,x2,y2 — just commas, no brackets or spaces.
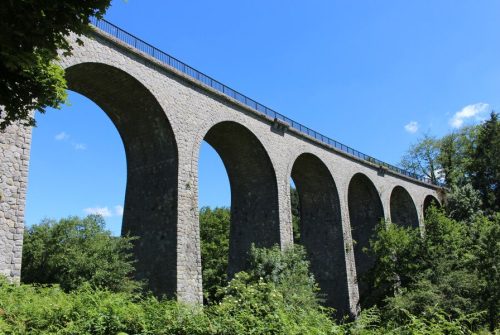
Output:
0,29,442,316
291,153,349,317
0,117,31,284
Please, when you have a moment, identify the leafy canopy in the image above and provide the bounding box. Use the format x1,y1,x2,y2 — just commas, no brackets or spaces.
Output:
0,0,111,129
400,134,441,184
21,215,140,293
366,208,499,331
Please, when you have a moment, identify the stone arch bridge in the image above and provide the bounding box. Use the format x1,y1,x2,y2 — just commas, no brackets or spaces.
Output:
0,19,442,316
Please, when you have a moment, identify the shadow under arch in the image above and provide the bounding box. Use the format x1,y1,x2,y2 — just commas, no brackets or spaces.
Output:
202,121,280,277
390,186,419,229
65,62,178,298
423,194,440,218
347,173,383,306
291,153,349,317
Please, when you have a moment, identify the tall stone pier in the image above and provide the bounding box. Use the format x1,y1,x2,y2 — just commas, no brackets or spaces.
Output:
0,121,31,283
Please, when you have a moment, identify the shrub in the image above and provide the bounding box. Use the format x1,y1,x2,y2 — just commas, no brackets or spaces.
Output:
21,215,140,293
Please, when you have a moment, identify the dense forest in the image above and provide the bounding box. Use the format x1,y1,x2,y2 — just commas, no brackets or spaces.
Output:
0,112,498,334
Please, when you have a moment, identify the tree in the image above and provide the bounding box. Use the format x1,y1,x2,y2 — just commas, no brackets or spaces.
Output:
469,112,500,213
0,1,111,130
445,183,482,222
400,134,441,184
438,125,478,187
199,207,230,304
21,215,139,293
367,207,500,330
365,220,423,305
475,214,500,331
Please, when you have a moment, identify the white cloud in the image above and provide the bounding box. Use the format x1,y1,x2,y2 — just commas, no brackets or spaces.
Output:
55,132,69,141
72,143,87,150
84,206,112,217
55,132,87,150
114,205,124,216
449,103,490,129
404,121,419,134
83,205,124,218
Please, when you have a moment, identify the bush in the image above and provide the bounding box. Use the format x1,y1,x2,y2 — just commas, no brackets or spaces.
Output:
0,280,209,335
1,242,495,334
21,215,140,293
2,245,341,335
245,244,321,309
209,272,340,335
345,307,483,335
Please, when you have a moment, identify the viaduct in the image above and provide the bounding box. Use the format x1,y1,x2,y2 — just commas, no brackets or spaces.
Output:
0,19,442,316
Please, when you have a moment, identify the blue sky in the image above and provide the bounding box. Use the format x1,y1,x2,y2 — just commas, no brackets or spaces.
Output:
25,1,500,235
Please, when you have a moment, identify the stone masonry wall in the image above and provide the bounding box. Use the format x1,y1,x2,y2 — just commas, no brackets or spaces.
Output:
0,120,31,283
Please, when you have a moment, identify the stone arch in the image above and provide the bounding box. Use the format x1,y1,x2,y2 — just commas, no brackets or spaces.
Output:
390,186,419,229
347,173,384,305
291,153,349,316
202,121,280,276
64,62,178,297
423,194,440,218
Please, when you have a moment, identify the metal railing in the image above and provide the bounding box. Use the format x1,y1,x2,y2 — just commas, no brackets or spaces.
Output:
89,17,435,185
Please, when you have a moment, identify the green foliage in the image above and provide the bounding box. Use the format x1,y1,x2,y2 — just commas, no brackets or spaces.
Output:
246,245,322,309
290,187,301,244
199,207,230,304
21,215,140,293
402,112,499,214
445,183,483,222
475,214,500,331
210,272,339,335
438,125,478,187
2,242,495,334
0,281,210,335
0,0,111,129
469,112,500,213
385,208,481,319
400,134,441,184
366,207,499,331
346,306,483,335
364,221,422,305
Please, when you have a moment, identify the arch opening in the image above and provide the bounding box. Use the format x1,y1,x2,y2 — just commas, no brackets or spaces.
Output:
198,141,231,304
347,173,383,306
202,121,280,278
64,62,179,297
423,195,440,218
25,90,126,236
390,186,419,229
290,153,349,316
